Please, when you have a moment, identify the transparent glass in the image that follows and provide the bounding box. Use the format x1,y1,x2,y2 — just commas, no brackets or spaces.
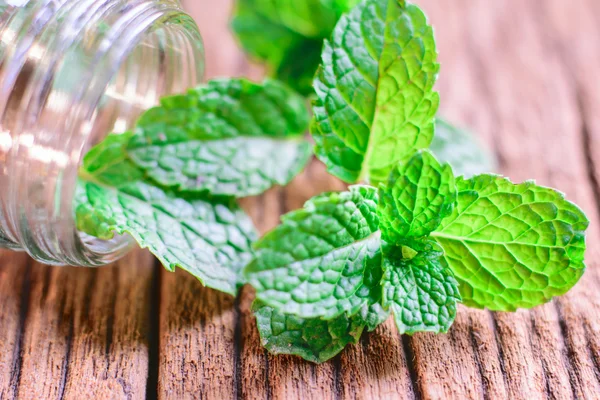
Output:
0,0,205,266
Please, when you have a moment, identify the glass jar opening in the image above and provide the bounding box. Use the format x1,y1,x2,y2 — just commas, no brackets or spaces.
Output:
0,0,205,266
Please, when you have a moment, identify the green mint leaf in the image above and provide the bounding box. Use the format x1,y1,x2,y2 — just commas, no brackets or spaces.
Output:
76,132,258,296
127,78,311,197
431,175,588,311
311,0,440,184
274,38,324,97
430,119,497,178
355,302,390,332
245,186,382,319
378,150,457,242
382,241,461,334
353,246,390,331
253,301,365,363
231,0,358,95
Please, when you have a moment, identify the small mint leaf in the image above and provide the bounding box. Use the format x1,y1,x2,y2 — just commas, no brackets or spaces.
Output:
244,186,382,320
431,175,588,311
354,247,390,331
128,78,311,197
76,132,257,296
253,301,365,364
382,242,461,335
378,150,457,242
430,119,496,178
312,0,439,184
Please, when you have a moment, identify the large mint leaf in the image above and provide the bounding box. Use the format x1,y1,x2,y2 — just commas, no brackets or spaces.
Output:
431,175,588,311
311,0,439,184
430,119,496,178
76,132,257,295
244,186,382,319
253,301,365,363
378,150,456,242
382,242,461,334
231,0,358,95
127,79,311,197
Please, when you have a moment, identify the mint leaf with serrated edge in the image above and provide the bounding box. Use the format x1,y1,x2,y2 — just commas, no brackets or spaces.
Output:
231,0,359,95
128,78,311,198
430,175,588,311
253,301,365,363
430,119,497,178
245,185,381,320
378,150,457,241
76,132,258,296
311,0,439,184
382,241,461,334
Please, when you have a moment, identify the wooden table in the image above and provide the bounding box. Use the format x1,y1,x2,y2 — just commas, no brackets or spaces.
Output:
1,0,600,398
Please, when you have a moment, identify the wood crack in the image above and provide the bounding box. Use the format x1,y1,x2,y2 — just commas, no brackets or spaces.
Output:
528,313,552,400
233,293,243,400
401,335,421,400
145,260,161,400
467,323,489,399
264,350,272,400
333,354,343,400
9,260,32,399
489,313,510,390
105,267,118,379
57,318,74,400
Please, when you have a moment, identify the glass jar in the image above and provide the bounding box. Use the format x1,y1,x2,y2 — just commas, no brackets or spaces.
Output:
0,0,205,266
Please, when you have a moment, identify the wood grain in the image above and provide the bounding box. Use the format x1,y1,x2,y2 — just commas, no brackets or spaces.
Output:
0,0,599,399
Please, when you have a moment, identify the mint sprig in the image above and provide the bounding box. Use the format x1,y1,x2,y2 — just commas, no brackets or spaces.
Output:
248,150,587,361
241,0,587,363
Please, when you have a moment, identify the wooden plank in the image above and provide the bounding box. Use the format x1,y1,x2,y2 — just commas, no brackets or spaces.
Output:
10,251,154,399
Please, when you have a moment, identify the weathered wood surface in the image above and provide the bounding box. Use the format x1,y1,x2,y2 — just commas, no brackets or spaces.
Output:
1,0,600,399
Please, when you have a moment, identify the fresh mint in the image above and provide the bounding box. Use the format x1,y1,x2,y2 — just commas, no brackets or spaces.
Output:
248,150,588,361
253,301,365,363
231,0,359,95
128,78,311,197
381,241,461,334
378,150,457,241
75,78,311,294
244,186,381,319
311,0,440,185
72,0,589,366
76,133,258,295
246,0,588,363
430,175,588,311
